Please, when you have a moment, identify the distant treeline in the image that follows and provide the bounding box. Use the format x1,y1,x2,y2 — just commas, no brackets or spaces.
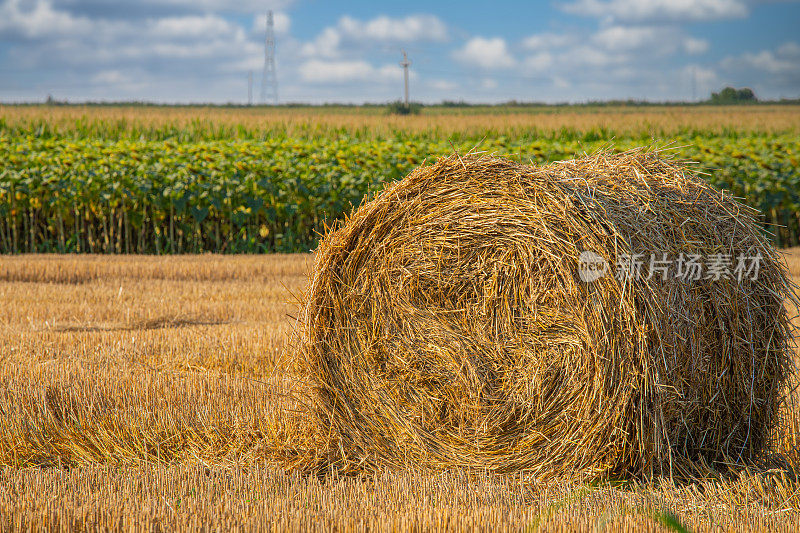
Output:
5,91,797,108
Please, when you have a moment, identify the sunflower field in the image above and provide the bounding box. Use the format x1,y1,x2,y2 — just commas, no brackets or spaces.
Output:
1,121,798,253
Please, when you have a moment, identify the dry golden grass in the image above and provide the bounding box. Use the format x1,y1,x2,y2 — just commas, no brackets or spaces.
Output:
2,104,799,136
0,254,312,472
0,252,799,531
2,466,799,531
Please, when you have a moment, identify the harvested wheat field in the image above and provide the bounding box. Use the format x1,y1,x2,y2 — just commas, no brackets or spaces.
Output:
0,247,799,530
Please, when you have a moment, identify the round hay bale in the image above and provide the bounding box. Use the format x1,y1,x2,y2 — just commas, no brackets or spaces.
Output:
299,149,796,480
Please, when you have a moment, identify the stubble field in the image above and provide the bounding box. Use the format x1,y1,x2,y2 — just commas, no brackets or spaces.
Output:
1,251,799,531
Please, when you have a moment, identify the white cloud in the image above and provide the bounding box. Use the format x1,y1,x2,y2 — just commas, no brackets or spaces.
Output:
139,0,296,12
777,41,800,59
338,14,447,43
429,79,458,91
520,25,711,75
559,45,621,67
0,0,92,38
453,37,516,69
683,37,709,55
722,41,800,76
150,14,238,39
514,13,723,100
553,76,571,89
1,2,432,102
682,64,718,91
298,60,371,82
300,14,448,60
514,23,721,100
592,26,660,51
376,64,406,81
301,27,342,58
522,32,576,51
692,66,718,86
522,52,554,72
0,1,264,76
298,59,403,84
90,69,130,85
673,64,719,100
561,0,749,22
592,26,710,57
149,39,243,59
693,42,800,99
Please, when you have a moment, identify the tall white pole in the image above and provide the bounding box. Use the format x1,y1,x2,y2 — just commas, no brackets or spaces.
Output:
399,50,411,107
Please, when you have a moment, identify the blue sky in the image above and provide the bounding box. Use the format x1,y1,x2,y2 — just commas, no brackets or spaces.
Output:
0,0,798,103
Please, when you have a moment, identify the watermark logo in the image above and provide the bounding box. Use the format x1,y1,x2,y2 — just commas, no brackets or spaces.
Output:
578,250,609,282
577,251,762,283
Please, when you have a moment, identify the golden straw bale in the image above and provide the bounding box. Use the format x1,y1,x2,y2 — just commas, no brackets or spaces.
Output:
299,149,797,480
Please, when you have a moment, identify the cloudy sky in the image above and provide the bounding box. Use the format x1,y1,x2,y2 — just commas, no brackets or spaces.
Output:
1,0,798,103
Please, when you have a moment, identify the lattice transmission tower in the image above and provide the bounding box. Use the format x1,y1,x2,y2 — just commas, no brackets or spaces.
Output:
261,10,278,104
